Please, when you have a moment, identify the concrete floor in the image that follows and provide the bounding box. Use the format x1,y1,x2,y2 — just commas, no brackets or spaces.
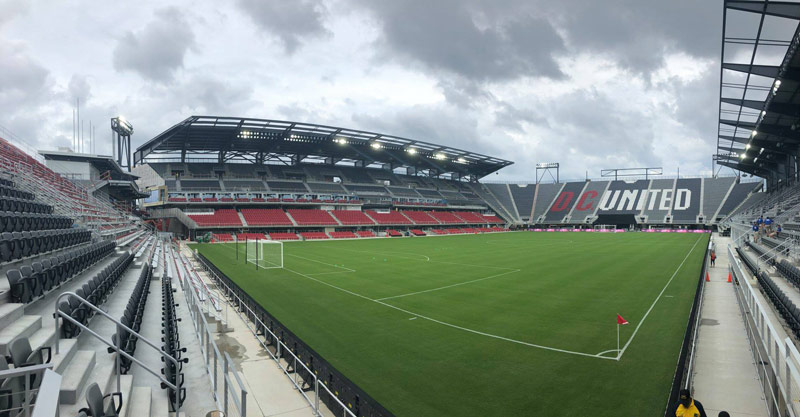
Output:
692,235,768,417
180,244,324,417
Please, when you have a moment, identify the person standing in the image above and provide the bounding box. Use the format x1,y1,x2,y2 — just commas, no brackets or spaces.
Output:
670,389,708,417
711,250,716,267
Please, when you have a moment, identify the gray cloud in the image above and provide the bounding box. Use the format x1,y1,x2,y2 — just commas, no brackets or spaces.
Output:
236,0,329,53
357,0,565,82
112,7,196,82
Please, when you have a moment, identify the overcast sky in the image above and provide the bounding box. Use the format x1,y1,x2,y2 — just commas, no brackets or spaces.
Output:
0,0,738,181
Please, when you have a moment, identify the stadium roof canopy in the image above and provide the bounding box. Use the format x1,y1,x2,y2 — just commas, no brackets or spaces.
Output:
716,0,800,188
134,116,514,181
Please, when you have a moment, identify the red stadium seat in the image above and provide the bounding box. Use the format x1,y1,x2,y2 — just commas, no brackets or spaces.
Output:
330,210,375,225
402,211,439,225
288,209,338,225
212,233,234,242
427,211,462,224
329,231,358,239
386,229,403,237
356,230,377,238
300,232,329,240
410,229,426,236
241,209,293,226
268,232,299,240
188,209,242,226
366,211,411,225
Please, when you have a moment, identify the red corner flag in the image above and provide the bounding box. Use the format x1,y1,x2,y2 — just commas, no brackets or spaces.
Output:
617,314,629,325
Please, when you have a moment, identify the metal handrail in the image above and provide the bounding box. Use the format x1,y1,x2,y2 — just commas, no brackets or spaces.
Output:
170,244,245,416
194,253,357,417
53,291,184,416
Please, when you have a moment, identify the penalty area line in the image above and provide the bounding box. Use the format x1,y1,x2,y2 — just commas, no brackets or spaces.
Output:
281,265,616,361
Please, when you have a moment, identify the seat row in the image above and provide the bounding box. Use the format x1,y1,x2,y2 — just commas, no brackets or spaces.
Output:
0,196,52,215
746,241,772,265
0,184,34,201
778,260,800,286
757,270,800,338
58,251,134,338
109,264,152,374
6,240,116,304
0,229,91,263
0,210,73,233
161,277,187,411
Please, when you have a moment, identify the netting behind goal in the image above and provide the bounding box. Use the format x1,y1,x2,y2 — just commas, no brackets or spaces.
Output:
246,240,284,269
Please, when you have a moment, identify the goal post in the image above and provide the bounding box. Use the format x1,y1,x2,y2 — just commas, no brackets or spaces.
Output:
246,239,283,269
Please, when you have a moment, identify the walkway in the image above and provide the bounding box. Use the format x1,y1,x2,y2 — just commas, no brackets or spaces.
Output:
691,234,767,416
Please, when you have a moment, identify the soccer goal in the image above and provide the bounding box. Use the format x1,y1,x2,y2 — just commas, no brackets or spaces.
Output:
246,239,284,269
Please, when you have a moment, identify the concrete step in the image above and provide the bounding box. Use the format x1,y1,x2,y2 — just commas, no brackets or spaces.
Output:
126,386,152,417
29,326,55,354
50,338,79,374
107,374,133,417
59,350,96,404
0,303,25,330
0,315,41,354
150,386,170,417
58,362,115,417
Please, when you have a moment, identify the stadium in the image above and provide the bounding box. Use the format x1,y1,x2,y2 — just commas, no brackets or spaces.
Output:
0,1,799,416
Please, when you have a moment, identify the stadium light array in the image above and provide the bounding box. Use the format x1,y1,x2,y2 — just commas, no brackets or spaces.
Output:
745,144,750,149
370,142,382,150
456,157,467,164
406,147,417,154
761,110,767,117
740,153,746,159
335,137,347,145
434,153,446,160
754,157,758,163
751,131,757,137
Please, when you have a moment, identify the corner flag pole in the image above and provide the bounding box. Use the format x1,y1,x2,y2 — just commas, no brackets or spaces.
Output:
235,234,238,260
616,314,628,361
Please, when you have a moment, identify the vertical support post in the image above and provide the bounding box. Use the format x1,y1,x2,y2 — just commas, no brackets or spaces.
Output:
315,378,320,415
115,323,122,393
224,354,229,415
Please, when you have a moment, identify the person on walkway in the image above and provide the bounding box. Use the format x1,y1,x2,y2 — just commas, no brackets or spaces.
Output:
710,251,716,267
670,389,707,417
765,216,773,233
753,222,760,242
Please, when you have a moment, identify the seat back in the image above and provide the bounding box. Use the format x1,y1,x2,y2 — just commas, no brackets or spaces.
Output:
8,338,33,367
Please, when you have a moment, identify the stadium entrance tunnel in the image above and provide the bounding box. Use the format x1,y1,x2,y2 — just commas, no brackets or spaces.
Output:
593,214,638,228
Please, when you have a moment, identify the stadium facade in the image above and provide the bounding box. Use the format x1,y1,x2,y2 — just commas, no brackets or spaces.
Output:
133,116,761,239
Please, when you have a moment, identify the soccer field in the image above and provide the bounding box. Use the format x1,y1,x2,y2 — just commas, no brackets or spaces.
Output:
191,231,708,416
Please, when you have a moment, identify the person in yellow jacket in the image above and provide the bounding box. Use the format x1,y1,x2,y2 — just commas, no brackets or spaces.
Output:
669,389,707,417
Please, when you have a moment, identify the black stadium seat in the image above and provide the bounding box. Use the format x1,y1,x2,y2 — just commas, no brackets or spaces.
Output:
6,240,116,304
57,250,133,338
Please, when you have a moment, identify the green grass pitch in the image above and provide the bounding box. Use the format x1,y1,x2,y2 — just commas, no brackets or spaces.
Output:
191,231,708,416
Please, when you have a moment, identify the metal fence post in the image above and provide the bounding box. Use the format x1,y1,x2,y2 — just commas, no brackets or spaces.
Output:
223,354,229,415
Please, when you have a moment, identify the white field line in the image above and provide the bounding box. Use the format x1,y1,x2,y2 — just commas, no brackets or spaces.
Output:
616,235,703,360
375,269,522,301
596,349,620,357
337,247,517,271
280,265,617,361
287,253,357,272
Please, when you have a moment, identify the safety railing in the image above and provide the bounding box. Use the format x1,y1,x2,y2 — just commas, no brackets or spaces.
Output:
30,369,61,417
53,291,185,416
164,243,247,416
0,363,55,417
729,244,800,416
193,253,359,417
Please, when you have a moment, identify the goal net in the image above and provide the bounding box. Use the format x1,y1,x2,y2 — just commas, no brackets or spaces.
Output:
246,239,283,269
